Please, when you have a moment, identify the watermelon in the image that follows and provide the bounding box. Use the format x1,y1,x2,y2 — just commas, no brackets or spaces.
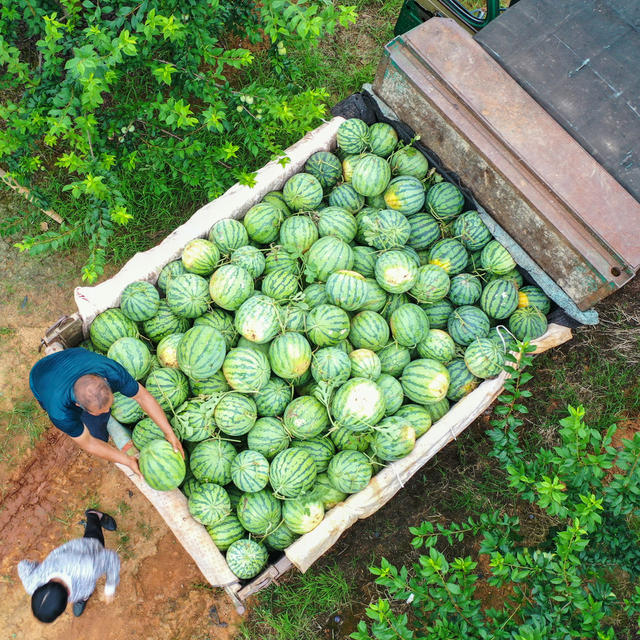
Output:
206,515,245,551
170,398,216,442
305,236,354,282
509,306,548,341
383,175,425,215
428,238,468,275
283,172,324,212
156,333,184,368
448,273,482,306
480,240,516,275
209,264,254,311
279,215,318,255
480,278,519,319
518,285,551,314
359,278,388,312
389,303,429,347
234,295,280,345
342,154,363,182
230,450,270,493
214,393,257,436
165,273,209,319
389,146,429,179
251,377,291,417
268,332,312,380
188,482,230,526
90,308,138,353
139,439,186,491
452,211,492,251
243,202,282,244
426,398,450,421
269,448,317,498
264,245,299,275
264,522,298,550
328,182,365,213
401,359,450,404
190,438,237,484
120,281,160,322
368,122,398,157
132,417,166,450
230,245,266,279
236,490,281,536
145,367,189,411
447,305,491,346
376,373,404,416
395,404,432,437
377,342,412,377
349,349,382,380
417,329,456,363
374,250,419,294
306,304,351,347
181,239,220,276
193,309,238,350
446,358,479,401
331,425,371,452
141,301,190,344
189,370,230,396
311,348,351,386
351,154,391,197
157,260,187,294
282,496,325,534
362,209,411,250
407,212,441,250
464,337,505,378
247,417,290,458
352,245,377,277
111,392,143,424
380,292,410,321
425,182,465,221
486,269,524,291
181,475,201,499
262,270,300,302
310,473,347,509
336,118,369,154
316,207,358,244
283,395,329,439
305,151,343,190
302,283,329,307
331,378,386,432
226,538,268,579
420,299,454,329
325,270,367,311
107,337,151,380
371,416,416,461
410,264,450,303
291,436,335,474
327,450,372,493
177,326,226,380
262,191,291,218
209,218,248,255
349,311,390,351
222,347,271,392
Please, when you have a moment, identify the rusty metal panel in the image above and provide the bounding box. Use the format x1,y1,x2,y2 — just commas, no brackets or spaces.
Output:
374,18,640,310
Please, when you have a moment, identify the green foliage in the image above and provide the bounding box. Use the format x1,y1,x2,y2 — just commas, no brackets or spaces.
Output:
353,342,640,640
0,0,356,281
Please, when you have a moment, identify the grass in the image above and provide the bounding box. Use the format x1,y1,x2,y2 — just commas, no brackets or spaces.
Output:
0,400,46,463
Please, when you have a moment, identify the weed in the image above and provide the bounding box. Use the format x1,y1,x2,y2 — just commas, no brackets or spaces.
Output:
116,531,134,560
137,520,155,540
0,327,15,336
1,400,45,448
50,506,79,528
117,500,131,517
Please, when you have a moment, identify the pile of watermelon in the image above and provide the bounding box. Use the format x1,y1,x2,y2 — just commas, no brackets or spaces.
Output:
86,118,551,581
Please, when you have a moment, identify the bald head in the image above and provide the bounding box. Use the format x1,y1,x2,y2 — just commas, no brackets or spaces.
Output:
74,375,113,413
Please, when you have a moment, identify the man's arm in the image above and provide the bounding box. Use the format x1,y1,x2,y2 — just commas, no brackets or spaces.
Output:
131,384,184,457
72,427,142,476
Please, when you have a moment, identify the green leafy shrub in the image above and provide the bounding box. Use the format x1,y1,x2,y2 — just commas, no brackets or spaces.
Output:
0,0,356,281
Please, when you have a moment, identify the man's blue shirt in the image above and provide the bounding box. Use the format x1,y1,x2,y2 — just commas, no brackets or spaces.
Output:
29,348,139,437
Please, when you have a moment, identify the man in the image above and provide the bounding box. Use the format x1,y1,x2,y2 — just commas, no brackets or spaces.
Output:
29,347,183,475
18,509,120,621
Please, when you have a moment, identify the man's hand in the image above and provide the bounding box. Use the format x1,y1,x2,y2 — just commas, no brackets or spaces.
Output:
133,385,184,457
168,433,185,458
126,455,142,477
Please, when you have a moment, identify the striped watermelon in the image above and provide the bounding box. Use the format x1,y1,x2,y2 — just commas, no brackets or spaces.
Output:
209,218,248,255
279,215,318,255
487,326,513,352
214,393,257,436
306,304,350,347
389,146,429,179
247,417,290,458
166,273,210,319
227,485,244,511
230,450,270,493
480,278,519,319
194,309,238,350
283,394,330,439
264,522,298,550
336,118,369,154
230,245,266,279
226,539,268,580
452,211,492,251
120,281,160,322
268,332,312,380
354,207,377,243
376,373,404,416
107,337,151,380
374,250,419,294
283,172,324,212
311,348,351,386
262,270,300,302
352,245,377,277
426,397,450,421
417,329,456,363
428,238,468,275
243,202,283,244
331,378,386,432
368,122,398,157
222,347,270,392
264,246,299,275
448,273,482,306
282,496,325,534
518,285,551,314
362,209,411,251
236,337,271,356
234,295,280,344
182,239,220,276
269,448,317,498
331,425,371,452
447,305,491,346
383,176,425,215
305,236,354,282
206,515,245,551
209,264,254,311
177,326,226,380
310,473,347,509
141,301,190,344
464,337,505,378
189,370,230,396
327,450,372,493
407,212,441,250
380,292,410,321
486,268,524,290
325,270,367,311
236,489,281,535
139,439,186,491
446,358,479,401
509,306,548,341
342,154,363,182
351,154,391,197
157,260,187,294
90,308,138,352
305,151,343,190
188,482,230,526
377,342,412,377
156,333,184,368
302,283,329,307
359,278,388,312
132,417,166,450
389,303,429,347
254,378,292,418
181,475,200,499
262,191,291,218
349,311,390,351
425,182,465,220
371,416,416,461
170,398,216,442
395,404,432,437
411,264,450,303
278,303,306,333
419,299,454,329
190,438,237,484
328,182,365,213
316,207,358,244
111,392,143,424
349,349,382,380
480,240,516,275
401,358,450,404
145,367,189,411
291,436,335,474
